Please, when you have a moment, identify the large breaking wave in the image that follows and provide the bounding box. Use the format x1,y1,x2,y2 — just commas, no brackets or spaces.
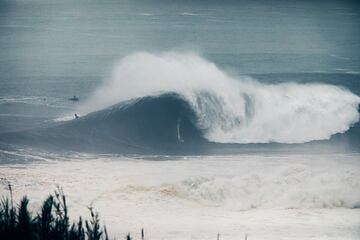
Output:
76,52,360,144
1,52,360,154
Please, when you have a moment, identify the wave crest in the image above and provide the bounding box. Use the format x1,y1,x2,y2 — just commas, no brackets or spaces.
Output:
77,52,360,144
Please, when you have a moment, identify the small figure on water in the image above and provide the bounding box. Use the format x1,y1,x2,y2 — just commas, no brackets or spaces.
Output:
68,95,79,101
74,113,79,119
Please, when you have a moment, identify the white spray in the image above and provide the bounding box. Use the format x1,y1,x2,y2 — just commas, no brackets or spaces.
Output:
77,52,360,144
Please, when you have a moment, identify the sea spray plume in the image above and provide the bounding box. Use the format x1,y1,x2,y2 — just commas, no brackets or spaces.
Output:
76,51,228,115
77,52,360,144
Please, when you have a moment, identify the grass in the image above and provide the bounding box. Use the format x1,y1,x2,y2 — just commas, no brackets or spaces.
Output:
0,183,242,240
0,183,116,240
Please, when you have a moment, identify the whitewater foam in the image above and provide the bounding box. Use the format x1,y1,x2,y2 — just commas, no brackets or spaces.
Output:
76,52,360,144
1,153,360,239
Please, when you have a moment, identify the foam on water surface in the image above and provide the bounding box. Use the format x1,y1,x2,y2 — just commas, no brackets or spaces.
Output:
1,153,359,239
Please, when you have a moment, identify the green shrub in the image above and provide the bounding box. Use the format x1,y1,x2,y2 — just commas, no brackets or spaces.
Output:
0,185,112,240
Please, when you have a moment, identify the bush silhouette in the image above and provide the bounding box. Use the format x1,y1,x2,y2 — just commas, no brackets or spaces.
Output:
0,185,112,240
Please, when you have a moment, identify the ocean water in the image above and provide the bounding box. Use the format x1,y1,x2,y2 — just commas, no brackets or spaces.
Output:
0,0,360,239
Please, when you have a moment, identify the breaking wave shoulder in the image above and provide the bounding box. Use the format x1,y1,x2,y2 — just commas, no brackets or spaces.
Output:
75,51,360,144
1,52,359,154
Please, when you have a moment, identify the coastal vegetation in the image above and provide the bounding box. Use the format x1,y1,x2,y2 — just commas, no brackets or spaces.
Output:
0,183,121,240
0,183,235,240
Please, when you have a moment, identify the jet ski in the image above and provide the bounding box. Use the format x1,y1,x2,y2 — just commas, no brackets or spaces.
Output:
68,96,79,101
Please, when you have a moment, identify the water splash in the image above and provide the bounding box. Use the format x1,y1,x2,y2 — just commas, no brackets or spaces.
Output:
77,52,360,144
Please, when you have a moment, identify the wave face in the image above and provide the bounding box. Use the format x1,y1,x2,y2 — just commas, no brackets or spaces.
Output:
1,52,360,154
76,52,360,144
66,94,205,152
0,94,206,154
